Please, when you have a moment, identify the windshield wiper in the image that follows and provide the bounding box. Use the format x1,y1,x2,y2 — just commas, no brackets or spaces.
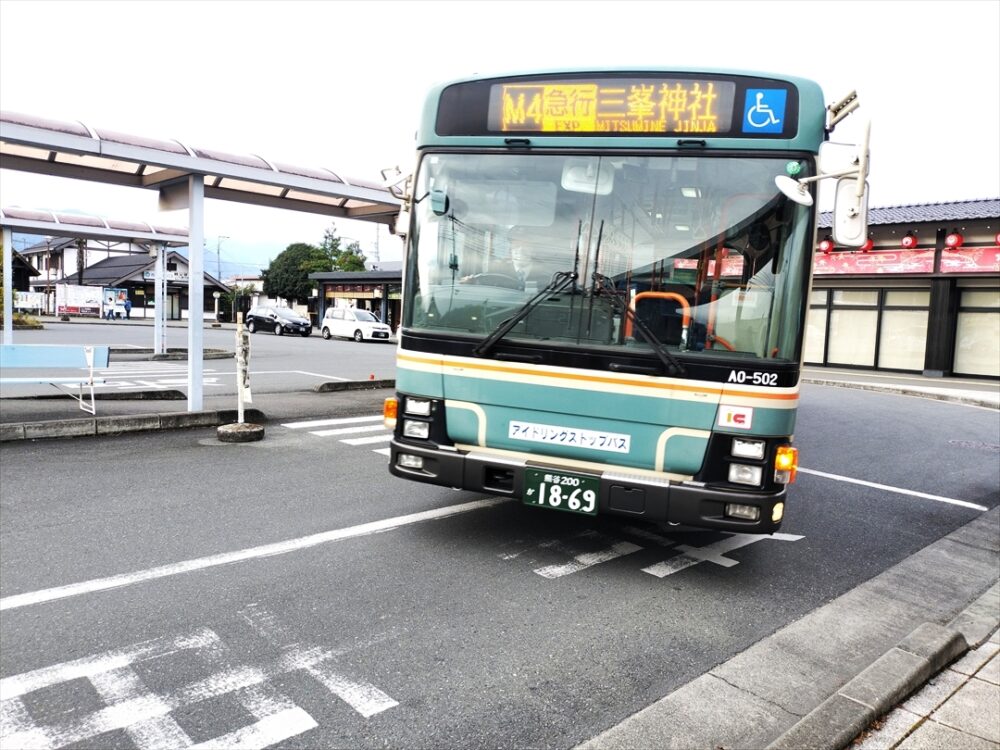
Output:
473,271,578,358
591,273,687,377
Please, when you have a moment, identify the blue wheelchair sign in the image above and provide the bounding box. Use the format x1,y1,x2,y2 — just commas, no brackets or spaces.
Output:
743,89,787,134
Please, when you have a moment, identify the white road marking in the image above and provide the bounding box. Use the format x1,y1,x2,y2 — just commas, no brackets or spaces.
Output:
341,434,393,446
641,532,804,578
0,620,400,750
190,707,315,750
0,498,510,612
282,416,383,430
373,447,391,456
533,531,643,579
239,605,399,719
799,467,989,511
310,425,385,438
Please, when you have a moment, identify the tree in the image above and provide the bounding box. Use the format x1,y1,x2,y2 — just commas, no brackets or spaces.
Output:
261,227,368,303
261,243,328,302
320,225,367,272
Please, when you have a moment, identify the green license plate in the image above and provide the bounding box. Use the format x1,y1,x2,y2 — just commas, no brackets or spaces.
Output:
524,469,599,515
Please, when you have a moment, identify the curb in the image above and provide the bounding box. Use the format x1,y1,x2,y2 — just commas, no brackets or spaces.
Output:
768,581,1000,750
802,378,1000,410
314,378,395,393
767,624,969,750
1,408,267,442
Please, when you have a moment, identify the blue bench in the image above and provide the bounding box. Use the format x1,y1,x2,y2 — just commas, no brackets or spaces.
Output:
0,344,110,414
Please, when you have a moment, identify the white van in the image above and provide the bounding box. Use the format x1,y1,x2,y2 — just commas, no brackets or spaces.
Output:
320,308,393,342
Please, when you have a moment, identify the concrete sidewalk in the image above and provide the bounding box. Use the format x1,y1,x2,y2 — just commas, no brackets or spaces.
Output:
579,509,999,750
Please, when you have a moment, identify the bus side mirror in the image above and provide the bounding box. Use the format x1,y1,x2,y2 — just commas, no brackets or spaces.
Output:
832,177,870,247
430,189,450,216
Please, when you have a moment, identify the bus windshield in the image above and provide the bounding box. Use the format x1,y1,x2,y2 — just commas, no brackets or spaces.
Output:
405,152,815,364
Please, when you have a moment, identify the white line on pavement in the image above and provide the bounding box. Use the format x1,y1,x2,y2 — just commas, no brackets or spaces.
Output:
341,434,393,446
282,416,383,429
798,467,989,511
310,425,385,438
0,498,511,612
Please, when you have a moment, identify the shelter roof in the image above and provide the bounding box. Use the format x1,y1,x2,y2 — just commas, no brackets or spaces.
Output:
1,206,189,246
0,111,401,225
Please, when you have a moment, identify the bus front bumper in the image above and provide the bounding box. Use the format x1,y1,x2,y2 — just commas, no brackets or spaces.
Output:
388,440,787,534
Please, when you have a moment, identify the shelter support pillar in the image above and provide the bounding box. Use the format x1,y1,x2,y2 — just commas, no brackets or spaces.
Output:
153,242,167,356
186,175,205,411
2,225,12,344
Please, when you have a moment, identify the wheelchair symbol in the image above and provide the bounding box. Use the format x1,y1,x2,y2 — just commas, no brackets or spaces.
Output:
747,92,780,128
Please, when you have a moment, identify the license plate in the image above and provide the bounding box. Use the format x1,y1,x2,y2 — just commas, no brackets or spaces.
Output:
523,469,599,515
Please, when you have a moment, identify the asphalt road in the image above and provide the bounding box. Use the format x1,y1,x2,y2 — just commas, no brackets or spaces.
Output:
1,382,997,749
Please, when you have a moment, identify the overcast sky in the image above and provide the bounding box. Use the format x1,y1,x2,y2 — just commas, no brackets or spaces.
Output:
1,0,998,271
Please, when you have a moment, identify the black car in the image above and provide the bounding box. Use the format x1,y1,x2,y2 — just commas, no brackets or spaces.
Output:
245,305,312,336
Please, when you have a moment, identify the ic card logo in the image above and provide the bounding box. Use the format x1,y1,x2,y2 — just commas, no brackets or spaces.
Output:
718,406,753,429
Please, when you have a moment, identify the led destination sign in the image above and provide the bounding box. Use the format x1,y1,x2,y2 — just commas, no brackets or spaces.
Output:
436,73,798,138
490,79,736,134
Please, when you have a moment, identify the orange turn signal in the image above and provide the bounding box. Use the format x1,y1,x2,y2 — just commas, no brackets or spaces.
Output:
774,445,798,484
383,397,398,428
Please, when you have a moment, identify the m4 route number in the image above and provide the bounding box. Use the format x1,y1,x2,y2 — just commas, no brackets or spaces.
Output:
727,370,779,386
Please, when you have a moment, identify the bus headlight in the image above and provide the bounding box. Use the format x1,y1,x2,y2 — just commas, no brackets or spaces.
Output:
725,503,760,521
732,438,765,460
398,454,424,470
728,463,763,486
403,420,430,439
406,397,432,416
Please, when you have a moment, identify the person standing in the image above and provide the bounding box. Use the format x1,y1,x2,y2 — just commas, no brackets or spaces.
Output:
124,298,132,320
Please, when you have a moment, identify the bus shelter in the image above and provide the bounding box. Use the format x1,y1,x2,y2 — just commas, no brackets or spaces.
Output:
1,207,189,357
0,110,401,411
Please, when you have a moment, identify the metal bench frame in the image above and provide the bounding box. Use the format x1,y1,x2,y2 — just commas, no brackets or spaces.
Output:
0,344,110,414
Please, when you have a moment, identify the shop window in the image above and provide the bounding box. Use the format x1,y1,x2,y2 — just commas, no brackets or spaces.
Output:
810,287,929,371
878,291,929,370
953,289,1000,377
832,290,878,306
803,290,828,364
827,289,879,366
828,308,878,366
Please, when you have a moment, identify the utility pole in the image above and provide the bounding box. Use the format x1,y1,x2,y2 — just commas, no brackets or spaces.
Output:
216,235,229,281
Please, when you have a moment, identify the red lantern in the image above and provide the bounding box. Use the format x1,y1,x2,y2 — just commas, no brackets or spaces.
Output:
945,231,964,249
901,233,918,249
818,238,835,254
860,238,874,253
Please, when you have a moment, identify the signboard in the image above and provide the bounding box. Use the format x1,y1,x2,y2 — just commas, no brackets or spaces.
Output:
103,287,128,318
940,247,1000,274
56,284,101,316
813,250,936,275
13,291,44,312
143,269,189,282
437,73,799,138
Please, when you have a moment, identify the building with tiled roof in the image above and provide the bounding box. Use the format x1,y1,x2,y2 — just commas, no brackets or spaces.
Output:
808,198,998,378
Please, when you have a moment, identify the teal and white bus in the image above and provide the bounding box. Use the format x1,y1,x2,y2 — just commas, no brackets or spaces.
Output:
385,69,869,533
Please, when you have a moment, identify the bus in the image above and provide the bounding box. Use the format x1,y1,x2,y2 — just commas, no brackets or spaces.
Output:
384,68,870,534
